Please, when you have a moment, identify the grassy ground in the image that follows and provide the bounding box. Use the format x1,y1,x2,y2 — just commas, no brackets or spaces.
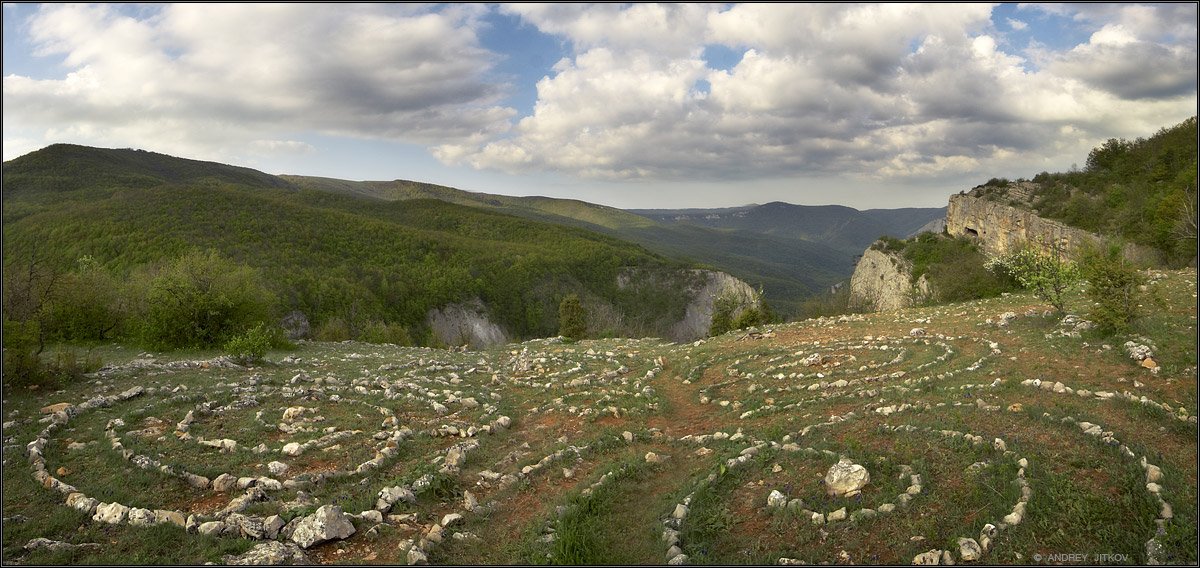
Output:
2,269,1195,565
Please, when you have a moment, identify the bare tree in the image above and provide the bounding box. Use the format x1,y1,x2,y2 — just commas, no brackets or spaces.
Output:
2,245,61,355
1174,181,1197,244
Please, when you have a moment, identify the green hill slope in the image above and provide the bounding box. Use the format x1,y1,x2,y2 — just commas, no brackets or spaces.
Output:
3,146,702,343
284,176,850,314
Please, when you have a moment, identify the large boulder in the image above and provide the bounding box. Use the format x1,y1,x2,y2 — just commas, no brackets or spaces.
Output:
824,458,870,496
290,505,355,549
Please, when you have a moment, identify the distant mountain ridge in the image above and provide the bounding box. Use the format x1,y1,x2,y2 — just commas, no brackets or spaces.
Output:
630,202,947,257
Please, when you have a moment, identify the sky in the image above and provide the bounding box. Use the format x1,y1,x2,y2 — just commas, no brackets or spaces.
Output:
2,3,1196,210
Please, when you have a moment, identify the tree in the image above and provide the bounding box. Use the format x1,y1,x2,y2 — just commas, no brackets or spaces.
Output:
136,249,276,349
558,294,587,340
986,243,1081,315
1080,241,1148,335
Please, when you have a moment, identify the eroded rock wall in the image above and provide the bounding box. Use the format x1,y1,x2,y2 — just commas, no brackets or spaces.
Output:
668,270,760,342
848,247,929,312
946,193,1091,258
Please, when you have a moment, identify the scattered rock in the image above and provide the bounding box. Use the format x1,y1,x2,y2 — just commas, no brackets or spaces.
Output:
290,505,356,549
957,537,982,561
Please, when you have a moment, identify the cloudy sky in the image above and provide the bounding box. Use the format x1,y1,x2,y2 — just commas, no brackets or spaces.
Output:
3,3,1196,209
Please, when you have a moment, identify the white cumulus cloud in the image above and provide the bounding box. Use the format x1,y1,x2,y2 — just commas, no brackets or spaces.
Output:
3,4,515,162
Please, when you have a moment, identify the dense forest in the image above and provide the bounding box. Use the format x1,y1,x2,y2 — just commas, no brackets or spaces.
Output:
2,145,700,351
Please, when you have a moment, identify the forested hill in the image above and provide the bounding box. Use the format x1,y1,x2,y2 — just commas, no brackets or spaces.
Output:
284,176,853,314
2,143,293,194
2,145,704,343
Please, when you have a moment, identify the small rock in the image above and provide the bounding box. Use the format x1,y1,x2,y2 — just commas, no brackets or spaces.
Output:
913,549,943,565
957,537,982,561
767,490,787,509
267,461,289,476
198,521,227,537
827,507,847,522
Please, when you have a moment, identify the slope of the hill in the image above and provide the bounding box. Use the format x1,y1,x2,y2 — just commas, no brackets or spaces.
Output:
283,176,852,314
3,266,1194,565
2,146,746,344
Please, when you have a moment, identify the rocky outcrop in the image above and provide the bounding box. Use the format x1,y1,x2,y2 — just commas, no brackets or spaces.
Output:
426,299,508,349
946,182,1155,262
848,247,929,312
669,270,760,342
617,268,760,342
947,191,1092,258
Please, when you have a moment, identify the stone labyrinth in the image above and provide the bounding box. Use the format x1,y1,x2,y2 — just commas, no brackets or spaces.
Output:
13,301,1196,564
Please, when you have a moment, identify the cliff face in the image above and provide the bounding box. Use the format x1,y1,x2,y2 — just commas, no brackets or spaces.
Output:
668,270,760,342
426,268,760,349
946,191,1093,258
618,268,760,342
848,247,930,312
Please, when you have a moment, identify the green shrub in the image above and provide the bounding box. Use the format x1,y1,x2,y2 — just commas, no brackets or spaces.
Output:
987,244,1081,314
43,256,125,341
3,320,101,388
3,319,43,386
359,321,413,345
313,317,351,342
136,250,276,349
558,294,587,340
224,322,291,364
1080,241,1148,334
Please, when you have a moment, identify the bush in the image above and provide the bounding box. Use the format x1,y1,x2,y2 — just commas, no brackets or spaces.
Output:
558,294,587,340
136,250,276,349
224,322,292,364
359,321,413,345
1080,241,1148,335
3,319,43,386
313,317,351,342
3,320,101,388
987,244,1081,315
43,256,125,341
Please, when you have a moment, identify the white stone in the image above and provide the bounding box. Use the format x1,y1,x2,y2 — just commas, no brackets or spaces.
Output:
281,442,303,456
267,461,289,476
824,457,870,496
93,502,130,524
766,490,787,509
913,549,943,565
290,505,356,548
957,538,982,561
827,507,847,522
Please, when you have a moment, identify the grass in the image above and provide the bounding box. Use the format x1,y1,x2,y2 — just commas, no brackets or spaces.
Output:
1,269,1195,565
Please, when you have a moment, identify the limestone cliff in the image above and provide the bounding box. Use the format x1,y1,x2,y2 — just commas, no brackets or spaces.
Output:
618,268,761,342
848,247,930,312
945,182,1154,261
669,270,760,342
